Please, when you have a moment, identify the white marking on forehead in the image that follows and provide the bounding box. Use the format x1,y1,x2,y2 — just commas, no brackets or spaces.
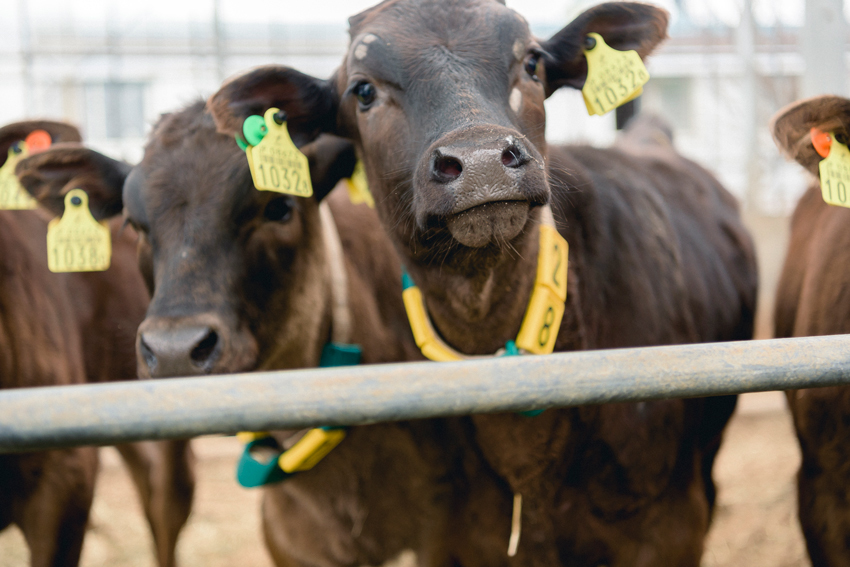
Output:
354,44,369,60
513,40,524,61
362,33,378,44
510,88,522,113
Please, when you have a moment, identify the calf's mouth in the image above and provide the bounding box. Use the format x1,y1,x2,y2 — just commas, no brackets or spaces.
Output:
445,200,530,248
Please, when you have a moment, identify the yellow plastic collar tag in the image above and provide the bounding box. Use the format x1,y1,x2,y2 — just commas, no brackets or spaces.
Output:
0,145,38,210
346,160,375,208
818,133,850,208
46,189,111,273
582,32,649,117
278,428,347,473
247,108,313,197
515,225,569,354
402,216,569,360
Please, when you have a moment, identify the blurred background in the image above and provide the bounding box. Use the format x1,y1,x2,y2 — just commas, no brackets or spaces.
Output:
0,1,846,565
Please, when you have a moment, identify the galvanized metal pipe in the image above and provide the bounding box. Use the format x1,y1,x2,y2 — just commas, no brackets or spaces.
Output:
1,335,848,452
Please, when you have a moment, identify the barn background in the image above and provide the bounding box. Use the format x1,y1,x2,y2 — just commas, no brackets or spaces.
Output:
0,0,845,565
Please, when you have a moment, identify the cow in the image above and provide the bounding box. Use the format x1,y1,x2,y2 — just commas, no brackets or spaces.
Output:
0,121,193,567
16,101,520,567
771,94,850,567
208,1,758,566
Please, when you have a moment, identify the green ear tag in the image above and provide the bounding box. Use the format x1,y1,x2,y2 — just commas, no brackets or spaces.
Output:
818,133,850,208
245,108,313,197
46,189,111,273
581,32,649,117
0,143,38,210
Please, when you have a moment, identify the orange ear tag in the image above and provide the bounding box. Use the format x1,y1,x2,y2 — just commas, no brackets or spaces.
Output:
811,128,832,158
24,130,52,154
0,142,39,210
817,131,850,208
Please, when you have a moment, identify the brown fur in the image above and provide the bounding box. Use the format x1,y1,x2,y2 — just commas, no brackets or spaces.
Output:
207,2,757,566
772,95,850,567
7,121,193,567
15,103,516,567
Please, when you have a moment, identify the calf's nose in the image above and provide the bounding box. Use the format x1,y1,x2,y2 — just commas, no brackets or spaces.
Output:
429,137,531,185
138,325,222,378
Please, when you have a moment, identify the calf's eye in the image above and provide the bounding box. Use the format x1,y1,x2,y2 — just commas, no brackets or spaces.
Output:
354,81,377,109
525,53,541,81
263,197,294,223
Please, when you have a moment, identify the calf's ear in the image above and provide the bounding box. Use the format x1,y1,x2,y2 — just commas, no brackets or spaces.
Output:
541,2,668,96
0,120,82,167
302,135,358,203
15,143,131,220
771,95,850,177
208,66,338,148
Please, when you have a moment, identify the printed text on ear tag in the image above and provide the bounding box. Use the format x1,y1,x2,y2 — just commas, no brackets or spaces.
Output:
0,143,39,210
581,32,649,117
346,160,374,208
818,132,850,209
46,189,111,273
246,108,313,197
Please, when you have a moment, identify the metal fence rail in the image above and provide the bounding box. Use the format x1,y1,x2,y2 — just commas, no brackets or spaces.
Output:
1,335,849,453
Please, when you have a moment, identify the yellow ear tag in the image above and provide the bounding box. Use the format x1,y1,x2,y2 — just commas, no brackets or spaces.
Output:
346,160,374,208
246,108,313,197
0,144,38,210
46,189,111,273
818,133,850,208
581,32,649,117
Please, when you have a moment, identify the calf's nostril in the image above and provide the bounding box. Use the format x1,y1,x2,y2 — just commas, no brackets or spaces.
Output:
501,145,526,169
432,153,463,183
139,335,157,371
190,330,220,364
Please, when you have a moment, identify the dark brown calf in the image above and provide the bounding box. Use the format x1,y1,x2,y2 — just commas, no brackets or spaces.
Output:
0,121,192,567
771,95,850,567
16,102,516,567
209,2,757,565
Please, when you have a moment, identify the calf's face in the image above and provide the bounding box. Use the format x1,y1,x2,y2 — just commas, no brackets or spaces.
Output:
210,0,667,267
17,103,356,378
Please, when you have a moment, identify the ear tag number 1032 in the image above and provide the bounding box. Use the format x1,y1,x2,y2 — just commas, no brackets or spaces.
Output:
582,32,649,117
814,130,850,209
244,108,313,197
46,189,111,273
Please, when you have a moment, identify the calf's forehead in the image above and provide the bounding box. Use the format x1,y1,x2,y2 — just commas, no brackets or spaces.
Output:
346,0,532,85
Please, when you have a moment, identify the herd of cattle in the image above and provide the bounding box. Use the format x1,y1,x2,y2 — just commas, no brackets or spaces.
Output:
0,1,849,566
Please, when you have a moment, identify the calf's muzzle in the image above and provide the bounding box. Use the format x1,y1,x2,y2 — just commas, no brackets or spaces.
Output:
415,124,549,247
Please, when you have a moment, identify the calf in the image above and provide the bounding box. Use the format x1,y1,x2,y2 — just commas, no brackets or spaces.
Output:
209,1,758,566
771,94,850,567
17,102,515,567
0,121,192,567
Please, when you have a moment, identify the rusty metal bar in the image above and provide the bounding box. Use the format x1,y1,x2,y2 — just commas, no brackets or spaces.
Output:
0,335,848,452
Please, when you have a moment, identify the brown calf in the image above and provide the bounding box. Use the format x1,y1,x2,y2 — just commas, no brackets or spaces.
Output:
209,1,758,566
16,102,516,567
771,95,850,567
0,121,192,567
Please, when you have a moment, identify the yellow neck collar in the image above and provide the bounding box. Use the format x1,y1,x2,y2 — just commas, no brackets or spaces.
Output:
401,205,569,361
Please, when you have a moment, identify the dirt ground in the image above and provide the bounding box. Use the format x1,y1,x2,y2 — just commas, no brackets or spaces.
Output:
0,392,810,567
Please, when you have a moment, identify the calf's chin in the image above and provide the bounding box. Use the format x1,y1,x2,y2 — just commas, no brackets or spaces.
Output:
446,201,530,248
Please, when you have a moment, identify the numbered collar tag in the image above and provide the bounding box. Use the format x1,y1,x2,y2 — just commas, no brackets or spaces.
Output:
245,108,313,197
515,224,569,355
581,32,649,117
0,143,38,210
817,131,850,208
346,160,374,208
46,189,111,273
